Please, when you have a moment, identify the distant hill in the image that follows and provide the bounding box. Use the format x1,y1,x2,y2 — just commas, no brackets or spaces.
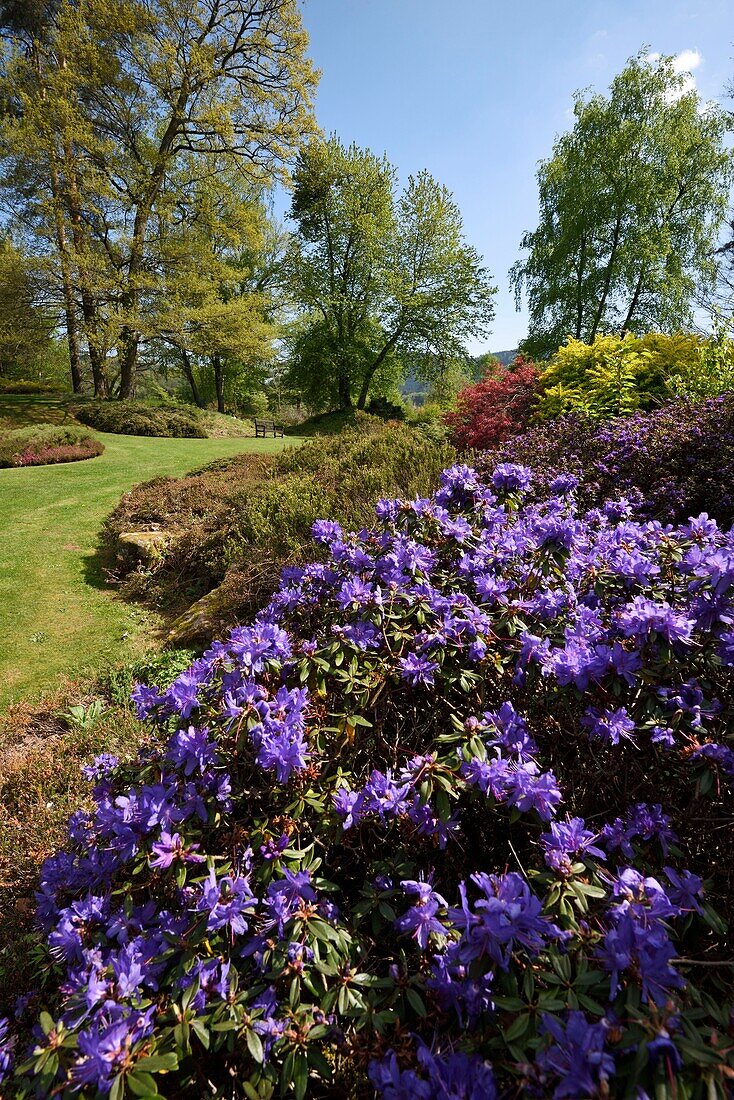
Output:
401,350,519,398
486,349,518,367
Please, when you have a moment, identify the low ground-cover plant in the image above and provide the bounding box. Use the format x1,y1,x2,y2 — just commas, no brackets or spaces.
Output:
5,462,734,1097
0,653,200,1022
73,401,209,439
0,424,103,468
488,393,734,529
444,356,539,450
104,420,456,637
0,382,65,396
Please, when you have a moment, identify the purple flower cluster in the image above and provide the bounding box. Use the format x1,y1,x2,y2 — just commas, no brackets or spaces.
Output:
334,757,459,848
458,702,562,821
369,1043,497,1100
488,394,734,529
536,1012,615,1099
10,458,734,1098
598,869,688,1005
425,873,566,1025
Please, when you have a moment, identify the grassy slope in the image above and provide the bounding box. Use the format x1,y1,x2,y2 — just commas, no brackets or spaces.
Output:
0,400,295,706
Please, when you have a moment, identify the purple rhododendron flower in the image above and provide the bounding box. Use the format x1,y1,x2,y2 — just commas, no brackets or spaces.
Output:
149,830,204,869
491,462,533,493
0,1017,14,1084
399,652,439,686
197,869,256,935
582,706,636,746
537,1011,614,1099
540,817,606,875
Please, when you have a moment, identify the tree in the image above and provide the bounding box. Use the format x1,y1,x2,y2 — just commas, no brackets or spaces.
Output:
443,356,540,449
0,236,55,378
286,136,496,411
511,51,732,360
145,167,277,412
0,0,318,396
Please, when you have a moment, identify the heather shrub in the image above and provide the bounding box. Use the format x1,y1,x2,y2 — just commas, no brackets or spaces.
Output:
0,381,64,395
365,395,406,421
536,333,704,421
487,394,734,528
443,355,540,449
6,463,734,1098
73,401,208,438
0,424,103,468
406,404,449,445
104,422,456,636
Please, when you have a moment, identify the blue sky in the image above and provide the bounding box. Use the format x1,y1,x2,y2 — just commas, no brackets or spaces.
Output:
286,0,733,353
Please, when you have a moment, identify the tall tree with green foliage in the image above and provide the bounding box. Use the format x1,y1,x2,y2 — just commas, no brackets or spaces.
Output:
0,236,56,378
511,51,732,360
149,168,277,412
286,136,496,410
0,0,318,396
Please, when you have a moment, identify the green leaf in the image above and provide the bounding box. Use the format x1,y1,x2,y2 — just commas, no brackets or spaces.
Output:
406,988,427,1017
246,1028,264,1064
109,1074,125,1100
504,1013,531,1042
293,1052,309,1100
127,1070,159,1096
135,1054,179,1073
181,977,199,1013
39,1012,56,1036
191,1018,211,1049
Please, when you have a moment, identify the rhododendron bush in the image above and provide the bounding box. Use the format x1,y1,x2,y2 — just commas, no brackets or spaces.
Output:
487,394,734,530
5,464,734,1098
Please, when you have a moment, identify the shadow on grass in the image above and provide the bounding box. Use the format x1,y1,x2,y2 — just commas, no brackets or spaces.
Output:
0,394,74,428
80,532,117,594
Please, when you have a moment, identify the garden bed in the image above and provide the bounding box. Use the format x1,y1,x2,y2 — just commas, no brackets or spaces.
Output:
102,419,456,637
0,424,104,468
5,457,734,1097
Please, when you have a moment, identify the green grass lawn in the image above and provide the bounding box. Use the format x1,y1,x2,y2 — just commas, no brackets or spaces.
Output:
0,414,295,707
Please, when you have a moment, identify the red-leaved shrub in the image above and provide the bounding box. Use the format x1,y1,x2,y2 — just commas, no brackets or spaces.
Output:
444,355,540,450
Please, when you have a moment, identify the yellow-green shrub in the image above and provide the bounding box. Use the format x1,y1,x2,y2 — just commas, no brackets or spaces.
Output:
536,332,705,420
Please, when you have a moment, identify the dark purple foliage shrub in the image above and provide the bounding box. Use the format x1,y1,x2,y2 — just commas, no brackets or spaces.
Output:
486,394,734,527
4,463,734,1098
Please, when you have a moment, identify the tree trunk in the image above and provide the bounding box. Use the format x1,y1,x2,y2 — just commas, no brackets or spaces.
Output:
181,348,204,407
574,233,587,340
355,329,403,410
338,369,352,411
212,354,225,413
63,143,108,397
589,214,623,341
620,265,646,335
118,321,137,399
49,162,83,392
117,97,189,399
32,44,83,392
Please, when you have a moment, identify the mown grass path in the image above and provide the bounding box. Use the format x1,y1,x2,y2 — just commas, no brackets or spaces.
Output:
0,427,294,707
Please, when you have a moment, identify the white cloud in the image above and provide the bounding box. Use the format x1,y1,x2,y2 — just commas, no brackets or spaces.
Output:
672,48,702,75
648,48,703,100
672,48,702,96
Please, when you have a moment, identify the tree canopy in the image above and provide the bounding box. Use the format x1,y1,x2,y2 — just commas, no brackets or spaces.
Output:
0,0,318,396
511,51,732,360
285,136,496,410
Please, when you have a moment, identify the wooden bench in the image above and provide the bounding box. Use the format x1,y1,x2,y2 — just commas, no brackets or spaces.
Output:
254,418,284,438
